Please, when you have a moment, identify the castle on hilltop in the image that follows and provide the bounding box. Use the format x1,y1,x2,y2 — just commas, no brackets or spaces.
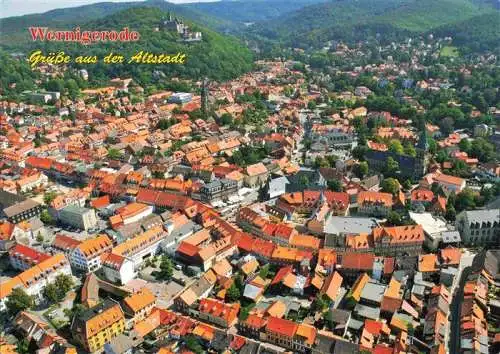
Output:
160,13,202,42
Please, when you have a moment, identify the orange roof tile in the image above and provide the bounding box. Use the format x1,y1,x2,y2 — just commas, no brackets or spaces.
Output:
86,303,124,338
246,163,267,176
123,288,156,314
266,301,287,318
321,271,343,301
418,254,437,272
266,317,298,338
350,273,370,302
440,247,461,266
358,191,393,207
296,324,317,345
372,225,424,245
77,235,113,258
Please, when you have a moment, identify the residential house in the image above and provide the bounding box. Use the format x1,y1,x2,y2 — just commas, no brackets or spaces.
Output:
71,299,125,353
101,253,136,285
122,288,156,328
357,191,393,217
196,178,238,204
421,172,466,194
372,225,425,257
190,298,240,328
245,163,269,188
0,190,42,223
9,244,50,271
70,234,113,273
110,225,166,270
0,253,71,311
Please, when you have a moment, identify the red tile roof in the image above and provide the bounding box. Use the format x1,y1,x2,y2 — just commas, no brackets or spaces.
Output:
271,265,293,285
411,189,434,202
364,319,383,335
266,317,298,338
90,195,110,209
358,191,393,207
52,234,82,250
9,244,50,264
177,241,200,258
244,314,267,329
339,252,375,270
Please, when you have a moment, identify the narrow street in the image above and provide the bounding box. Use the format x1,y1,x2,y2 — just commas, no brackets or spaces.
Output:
447,250,482,353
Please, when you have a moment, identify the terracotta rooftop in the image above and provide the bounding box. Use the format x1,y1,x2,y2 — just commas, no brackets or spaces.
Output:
123,287,156,313
266,316,298,338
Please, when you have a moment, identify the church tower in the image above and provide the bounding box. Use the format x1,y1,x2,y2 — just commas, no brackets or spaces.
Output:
415,128,430,176
201,77,210,120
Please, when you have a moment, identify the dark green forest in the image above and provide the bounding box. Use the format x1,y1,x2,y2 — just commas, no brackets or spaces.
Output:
2,7,253,86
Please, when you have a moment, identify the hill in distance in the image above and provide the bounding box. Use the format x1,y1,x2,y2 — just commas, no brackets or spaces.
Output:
0,0,236,47
0,0,327,47
246,0,499,52
2,6,254,83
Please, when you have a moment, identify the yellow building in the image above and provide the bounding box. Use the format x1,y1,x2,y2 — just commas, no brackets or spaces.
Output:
71,299,125,353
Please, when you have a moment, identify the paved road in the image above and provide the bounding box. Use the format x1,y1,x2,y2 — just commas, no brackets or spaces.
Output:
447,250,482,353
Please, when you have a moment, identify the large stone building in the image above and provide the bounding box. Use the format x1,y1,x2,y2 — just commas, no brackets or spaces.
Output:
372,225,425,256
365,130,429,178
196,178,238,203
0,190,42,223
58,205,97,231
456,209,500,246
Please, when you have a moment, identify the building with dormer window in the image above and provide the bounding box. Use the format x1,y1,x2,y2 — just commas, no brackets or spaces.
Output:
456,209,500,246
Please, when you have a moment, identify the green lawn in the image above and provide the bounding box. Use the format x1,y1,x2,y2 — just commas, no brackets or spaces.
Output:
440,46,459,57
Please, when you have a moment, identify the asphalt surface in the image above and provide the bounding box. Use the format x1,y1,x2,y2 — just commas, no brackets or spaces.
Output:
448,250,486,353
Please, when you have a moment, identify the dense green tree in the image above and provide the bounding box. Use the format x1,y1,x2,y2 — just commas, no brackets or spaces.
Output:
311,295,328,312
46,79,64,93
226,283,241,302
403,142,416,157
259,264,270,279
445,202,456,221
156,255,174,280
185,335,204,354
107,148,123,160
455,188,476,212
40,210,55,225
388,139,404,155
386,157,399,175
470,138,495,162
427,137,437,154
352,145,368,161
353,161,369,179
65,79,80,100
386,211,403,226
328,180,343,192
458,139,472,153
43,191,58,205
44,274,74,303
219,113,233,126
6,288,34,315
381,178,400,195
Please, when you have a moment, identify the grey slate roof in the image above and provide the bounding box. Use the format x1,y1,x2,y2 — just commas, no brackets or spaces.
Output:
461,209,500,224
325,216,378,235
360,281,386,304
354,303,380,320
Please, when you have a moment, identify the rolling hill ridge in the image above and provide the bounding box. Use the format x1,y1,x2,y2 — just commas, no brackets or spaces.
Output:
246,0,500,51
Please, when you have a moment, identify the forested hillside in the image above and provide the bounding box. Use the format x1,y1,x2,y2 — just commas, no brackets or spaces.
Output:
246,0,499,51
